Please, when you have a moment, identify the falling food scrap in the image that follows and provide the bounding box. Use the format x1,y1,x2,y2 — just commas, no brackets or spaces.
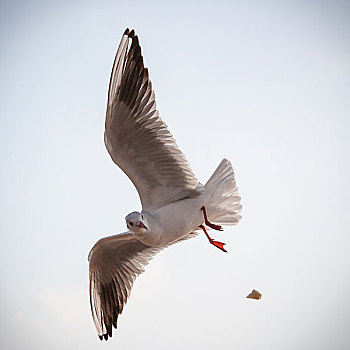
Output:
246,289,262,300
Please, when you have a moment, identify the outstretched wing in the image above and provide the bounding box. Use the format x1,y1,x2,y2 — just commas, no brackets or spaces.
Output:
88,231,197,340
104,29,202,211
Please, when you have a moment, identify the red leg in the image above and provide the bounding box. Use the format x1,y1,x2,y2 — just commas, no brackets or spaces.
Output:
199,224,227,253
201,206,223,231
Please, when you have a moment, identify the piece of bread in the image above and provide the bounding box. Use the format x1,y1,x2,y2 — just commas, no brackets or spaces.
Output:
246,289,262,300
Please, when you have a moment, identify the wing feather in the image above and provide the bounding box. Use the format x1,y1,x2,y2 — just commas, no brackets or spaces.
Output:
88,231,197,340
105,29,203,210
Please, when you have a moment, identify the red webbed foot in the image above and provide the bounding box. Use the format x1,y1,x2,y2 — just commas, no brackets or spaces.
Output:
208,223,223,231
201,207,223,231
199,225,227,253
210,240,227,253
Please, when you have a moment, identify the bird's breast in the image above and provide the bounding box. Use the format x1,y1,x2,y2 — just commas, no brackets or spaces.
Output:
150,197,205,245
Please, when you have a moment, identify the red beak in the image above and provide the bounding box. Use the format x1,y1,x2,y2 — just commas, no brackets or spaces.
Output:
138,222,147,229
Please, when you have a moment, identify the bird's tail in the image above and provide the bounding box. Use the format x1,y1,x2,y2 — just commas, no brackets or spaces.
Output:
204,159,242,225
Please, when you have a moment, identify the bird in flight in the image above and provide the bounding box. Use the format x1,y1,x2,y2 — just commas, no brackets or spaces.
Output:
88,28,242,341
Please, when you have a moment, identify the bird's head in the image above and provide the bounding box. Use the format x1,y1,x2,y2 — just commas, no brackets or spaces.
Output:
125,211,148,233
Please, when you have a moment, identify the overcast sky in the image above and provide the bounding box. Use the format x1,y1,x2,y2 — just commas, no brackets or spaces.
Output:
1,0,350,349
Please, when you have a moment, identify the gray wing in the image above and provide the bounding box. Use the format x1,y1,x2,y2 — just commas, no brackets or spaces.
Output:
88,231,197,340
104,29,202,211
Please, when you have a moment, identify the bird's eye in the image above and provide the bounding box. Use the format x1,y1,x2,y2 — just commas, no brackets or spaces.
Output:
141,214,144,219
129,222,134,226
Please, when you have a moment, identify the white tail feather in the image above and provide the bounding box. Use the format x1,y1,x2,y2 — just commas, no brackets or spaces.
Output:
204,159,242,225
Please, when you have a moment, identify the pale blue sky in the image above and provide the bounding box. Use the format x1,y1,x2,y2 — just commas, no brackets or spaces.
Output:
1,0,350,349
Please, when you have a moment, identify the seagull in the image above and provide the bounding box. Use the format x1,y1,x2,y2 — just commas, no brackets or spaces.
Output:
88,28,242,341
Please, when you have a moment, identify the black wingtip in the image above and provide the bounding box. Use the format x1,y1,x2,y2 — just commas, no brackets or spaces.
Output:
131,35,139,49
98,335,103,341
103,333,108,341
143,67,149,80
129,29,135,37
123,28,130,35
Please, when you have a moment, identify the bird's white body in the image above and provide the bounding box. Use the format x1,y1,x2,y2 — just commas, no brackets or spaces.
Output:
140,196,204,246
88,28,242,341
